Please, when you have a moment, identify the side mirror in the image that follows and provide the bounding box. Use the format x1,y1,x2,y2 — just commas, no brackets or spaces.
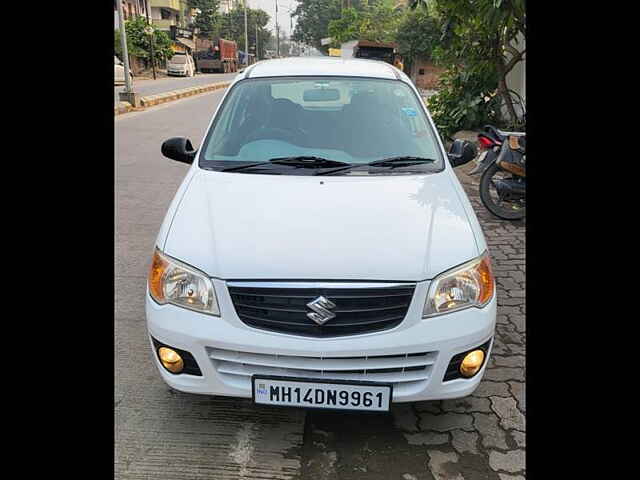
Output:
448,139,477,168
161,137,197,164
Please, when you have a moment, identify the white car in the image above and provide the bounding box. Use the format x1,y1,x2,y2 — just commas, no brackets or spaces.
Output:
167,53,195,77
114,55,133,84
146,58,496,412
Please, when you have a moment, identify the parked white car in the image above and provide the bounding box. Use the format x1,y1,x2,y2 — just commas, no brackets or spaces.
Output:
114,55,133,84
167,53,195,77
146,58,496,412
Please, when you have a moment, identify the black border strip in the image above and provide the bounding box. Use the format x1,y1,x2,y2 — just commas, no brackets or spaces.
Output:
251,375,394,413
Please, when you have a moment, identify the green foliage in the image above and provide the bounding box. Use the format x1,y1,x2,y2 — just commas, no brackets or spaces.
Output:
114,16,174,63
291,0,343,53
427,65,500,138
424,0,525,134
327,0,403,46
327,8,360,45
188,0,221,38
217,7,272,59
395,8,439,61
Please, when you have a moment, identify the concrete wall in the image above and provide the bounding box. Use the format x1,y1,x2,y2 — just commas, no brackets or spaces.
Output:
505,33,526,119
410,58,445,90
340,40,358,59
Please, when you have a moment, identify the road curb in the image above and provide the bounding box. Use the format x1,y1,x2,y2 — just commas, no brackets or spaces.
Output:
115,101,133,115
115,81,231,116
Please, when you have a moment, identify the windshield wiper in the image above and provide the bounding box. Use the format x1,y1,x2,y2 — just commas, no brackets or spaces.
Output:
367,156,438,168
269,156,351,168
219,161,270,172
317,156,438,176
219,156,350,173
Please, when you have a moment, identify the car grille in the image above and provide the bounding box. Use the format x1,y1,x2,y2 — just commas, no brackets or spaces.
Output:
227,282,416,337
207,347,437,395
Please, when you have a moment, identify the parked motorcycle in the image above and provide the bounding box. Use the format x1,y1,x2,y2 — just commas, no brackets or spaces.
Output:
469,125,525,220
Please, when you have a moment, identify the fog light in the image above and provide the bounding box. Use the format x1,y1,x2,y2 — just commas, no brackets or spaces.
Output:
158,347,184,374
460,350,485,377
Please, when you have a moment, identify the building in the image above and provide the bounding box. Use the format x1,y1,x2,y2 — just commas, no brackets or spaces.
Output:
114,0,148,29
149,0,194,31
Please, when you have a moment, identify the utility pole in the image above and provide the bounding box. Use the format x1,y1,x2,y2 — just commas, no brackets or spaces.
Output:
117,0,132,94
145,0,156,80
275,1,279,57
117,0,140,106
244,0,249,65
255,22,259,60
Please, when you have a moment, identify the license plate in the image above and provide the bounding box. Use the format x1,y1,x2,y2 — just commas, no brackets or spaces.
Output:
252,376,393,412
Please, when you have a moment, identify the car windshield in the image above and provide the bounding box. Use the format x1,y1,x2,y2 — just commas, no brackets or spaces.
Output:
199,76,444,175
169,55,188,64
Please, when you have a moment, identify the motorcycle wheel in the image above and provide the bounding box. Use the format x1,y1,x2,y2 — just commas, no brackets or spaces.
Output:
479,162,525,220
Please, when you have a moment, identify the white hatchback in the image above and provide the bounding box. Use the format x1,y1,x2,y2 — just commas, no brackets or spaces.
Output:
167,53,195,77
146,58,496,412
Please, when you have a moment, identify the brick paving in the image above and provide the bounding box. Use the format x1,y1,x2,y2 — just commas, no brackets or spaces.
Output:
394,162,525,479
301,161,526,480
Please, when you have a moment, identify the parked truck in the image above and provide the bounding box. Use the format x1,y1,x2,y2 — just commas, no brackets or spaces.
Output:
194,37,238,73
351,40,398,66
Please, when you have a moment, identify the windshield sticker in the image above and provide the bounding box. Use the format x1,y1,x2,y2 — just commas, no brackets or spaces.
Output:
402,107,417,117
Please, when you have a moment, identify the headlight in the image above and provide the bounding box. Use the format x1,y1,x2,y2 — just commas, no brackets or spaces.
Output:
148,248,220,316
423,251,494,317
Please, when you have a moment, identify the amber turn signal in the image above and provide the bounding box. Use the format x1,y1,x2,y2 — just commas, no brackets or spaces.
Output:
477,255,494,306
148,249,169,303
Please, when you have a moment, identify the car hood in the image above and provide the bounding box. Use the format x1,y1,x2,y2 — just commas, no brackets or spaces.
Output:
163,171,480,281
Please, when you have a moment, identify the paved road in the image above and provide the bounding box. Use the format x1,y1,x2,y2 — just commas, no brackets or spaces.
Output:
115,90,525,479
114,71,238,104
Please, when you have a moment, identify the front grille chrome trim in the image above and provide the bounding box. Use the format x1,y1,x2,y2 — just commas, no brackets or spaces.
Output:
226,281,416,289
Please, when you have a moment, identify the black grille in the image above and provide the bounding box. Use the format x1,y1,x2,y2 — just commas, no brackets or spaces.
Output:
227,283,416,337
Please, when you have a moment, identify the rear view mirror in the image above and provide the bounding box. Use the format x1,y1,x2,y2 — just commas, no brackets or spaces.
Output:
161,137,197,164
448,139,477,168
303,88,340,102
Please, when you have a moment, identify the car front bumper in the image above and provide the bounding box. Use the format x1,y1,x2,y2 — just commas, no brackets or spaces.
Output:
145,279,497,403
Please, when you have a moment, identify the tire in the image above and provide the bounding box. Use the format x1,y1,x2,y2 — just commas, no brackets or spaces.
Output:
479,162,525,220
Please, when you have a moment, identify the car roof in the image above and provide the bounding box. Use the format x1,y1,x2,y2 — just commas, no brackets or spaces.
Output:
240,57,402,81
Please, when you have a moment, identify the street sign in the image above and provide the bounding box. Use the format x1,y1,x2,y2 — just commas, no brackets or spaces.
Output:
320,37,333,46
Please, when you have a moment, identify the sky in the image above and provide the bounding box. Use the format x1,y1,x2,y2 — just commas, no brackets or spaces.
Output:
245,0,298,36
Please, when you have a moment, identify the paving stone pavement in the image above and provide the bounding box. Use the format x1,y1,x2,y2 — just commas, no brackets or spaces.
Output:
399,162,525,479
300,161,525,480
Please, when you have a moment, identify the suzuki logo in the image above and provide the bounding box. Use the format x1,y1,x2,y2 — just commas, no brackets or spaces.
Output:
306,296,336,325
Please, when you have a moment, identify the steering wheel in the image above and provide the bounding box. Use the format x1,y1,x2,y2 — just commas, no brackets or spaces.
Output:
246,126,306,145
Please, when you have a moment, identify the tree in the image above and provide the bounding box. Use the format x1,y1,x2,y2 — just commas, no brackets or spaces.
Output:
218,6,273,59
188,0,221,39
327,0,403,46
291,0,343,53
114,16,174,65
394,8,440,76
416,0,526,128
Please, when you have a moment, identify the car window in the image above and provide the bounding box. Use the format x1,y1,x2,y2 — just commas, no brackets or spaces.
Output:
170,55,187,64
200,76,443,174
